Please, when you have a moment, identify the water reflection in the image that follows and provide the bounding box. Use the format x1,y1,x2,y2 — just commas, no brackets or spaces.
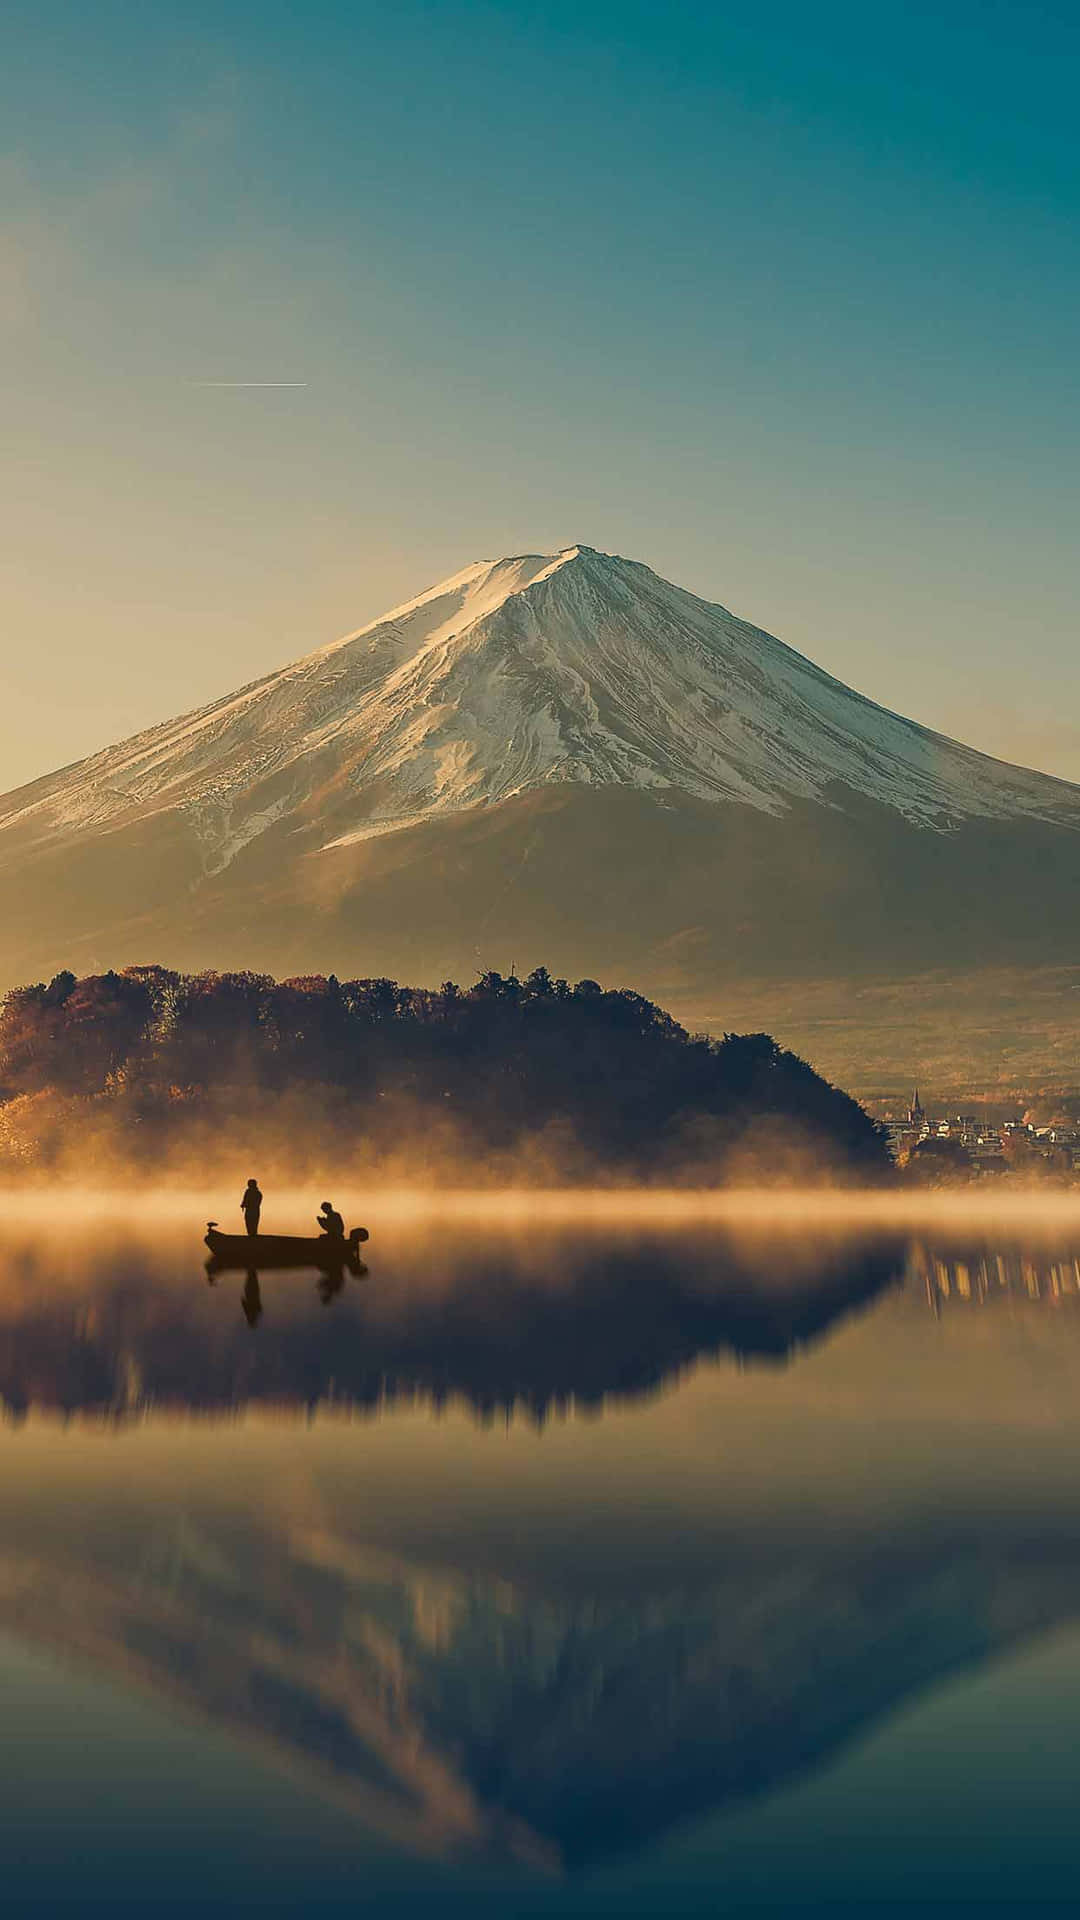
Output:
2,1214,1080,1886
0,1222,902,1421
913,1239,1080,1310
241,1270,262,1327
10,1483,1080,1876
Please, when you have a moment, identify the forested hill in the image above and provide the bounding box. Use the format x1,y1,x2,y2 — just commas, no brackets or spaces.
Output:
0,966,889,1182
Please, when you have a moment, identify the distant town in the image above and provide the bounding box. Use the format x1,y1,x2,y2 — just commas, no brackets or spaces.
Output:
880,1090,1080,1179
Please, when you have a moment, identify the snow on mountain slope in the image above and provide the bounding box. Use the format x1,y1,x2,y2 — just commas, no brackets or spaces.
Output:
3,544,1078,878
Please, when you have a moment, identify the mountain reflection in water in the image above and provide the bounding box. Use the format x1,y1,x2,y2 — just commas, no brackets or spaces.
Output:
2,1211,1080,1885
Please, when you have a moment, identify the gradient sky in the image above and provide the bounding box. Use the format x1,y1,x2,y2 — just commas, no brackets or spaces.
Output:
3,0,1079,790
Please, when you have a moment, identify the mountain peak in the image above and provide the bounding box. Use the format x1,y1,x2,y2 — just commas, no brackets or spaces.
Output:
2,544,1079,884
315,545,586,676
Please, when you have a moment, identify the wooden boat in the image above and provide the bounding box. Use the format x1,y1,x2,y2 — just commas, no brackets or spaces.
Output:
205,1223,369,1275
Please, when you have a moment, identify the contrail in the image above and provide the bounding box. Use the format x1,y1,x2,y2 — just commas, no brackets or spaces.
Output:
190,380,309,388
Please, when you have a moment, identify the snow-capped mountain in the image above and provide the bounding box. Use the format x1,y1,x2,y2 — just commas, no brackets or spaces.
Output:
5,544,1079,874
2,543,1079,1034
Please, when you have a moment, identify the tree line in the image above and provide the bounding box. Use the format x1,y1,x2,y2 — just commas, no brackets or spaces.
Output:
0,965,890,1180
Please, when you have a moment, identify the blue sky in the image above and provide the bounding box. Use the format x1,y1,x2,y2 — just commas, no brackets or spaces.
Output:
3,0,1079,786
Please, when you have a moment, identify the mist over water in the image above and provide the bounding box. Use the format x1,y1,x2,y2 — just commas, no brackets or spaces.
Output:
3,1189,1080,1912
10,1181,1080,1232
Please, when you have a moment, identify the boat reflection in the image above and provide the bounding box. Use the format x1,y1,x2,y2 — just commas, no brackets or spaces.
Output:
210,1263,349,1323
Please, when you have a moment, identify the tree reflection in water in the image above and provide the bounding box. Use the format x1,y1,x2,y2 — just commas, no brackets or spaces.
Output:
0,1222,903,1422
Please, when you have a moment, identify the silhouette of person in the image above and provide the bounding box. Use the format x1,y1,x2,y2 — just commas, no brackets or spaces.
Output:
241,1271,263,1328
317,1199,344,1238
242,1178,263,1237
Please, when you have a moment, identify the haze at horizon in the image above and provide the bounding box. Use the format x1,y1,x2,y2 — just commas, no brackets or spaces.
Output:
4,0,1079,790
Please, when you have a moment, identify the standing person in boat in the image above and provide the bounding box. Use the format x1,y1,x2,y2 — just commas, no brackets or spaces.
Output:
317,1199,344,1239
242,1177,263,1238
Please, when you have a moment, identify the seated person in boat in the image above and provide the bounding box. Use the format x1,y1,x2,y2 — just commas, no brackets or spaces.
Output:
242,1177,263,1237
317,1199,345,1239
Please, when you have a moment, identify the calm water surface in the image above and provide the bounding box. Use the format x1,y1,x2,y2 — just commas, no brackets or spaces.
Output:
2,1204,1080,1914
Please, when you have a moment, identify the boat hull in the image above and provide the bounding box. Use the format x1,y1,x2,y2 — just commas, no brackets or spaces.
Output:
204,1227,369,1274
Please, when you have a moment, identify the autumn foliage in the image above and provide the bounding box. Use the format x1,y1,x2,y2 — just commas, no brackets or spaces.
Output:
0,965,889,1183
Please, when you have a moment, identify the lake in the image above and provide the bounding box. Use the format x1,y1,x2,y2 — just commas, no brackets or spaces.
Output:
2,1192,1080,1915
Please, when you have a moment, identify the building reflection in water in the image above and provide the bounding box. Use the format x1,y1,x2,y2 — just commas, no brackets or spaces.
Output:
913,1240,1080,1311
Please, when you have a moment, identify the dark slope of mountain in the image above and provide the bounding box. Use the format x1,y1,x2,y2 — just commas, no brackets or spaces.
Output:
3,545,1078,1082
